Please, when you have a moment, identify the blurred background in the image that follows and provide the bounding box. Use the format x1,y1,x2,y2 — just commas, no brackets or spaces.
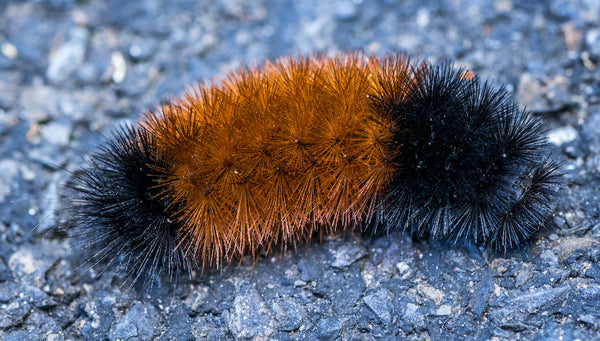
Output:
1,0,599,340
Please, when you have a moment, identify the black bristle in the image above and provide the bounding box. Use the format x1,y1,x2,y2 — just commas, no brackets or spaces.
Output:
491,159,562,251
67,126,194,286
378,62,560,249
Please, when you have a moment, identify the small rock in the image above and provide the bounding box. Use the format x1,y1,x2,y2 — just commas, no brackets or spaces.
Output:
586,28,600,56
187,285,211,313
584,263,600,281
434,304,452,316
46,27,89,84
494,0,513,13
0,75,19,110
417,284,444,305
316,316,343,340
540,249,559,267
9,249,43,281
226,283,275,339
0,300,31,329
109,302,161,341
396,262,410,275
22,285,56,309
0,159,19,202
515,264,534,288
1,42,18,59
561,22,582,51
502,285,569,316
40,121,72,147
547,126,578,146
77,295,115,340
517,73,571,112
20,85,60,122
334,0,357,21
128,41,157,61
492,326,512,338
363,288,394,325
8,243,64,286
517,73,547,112
111,51,127,84
187,281,234,314
272,297,303,332
468,272,494,319
293,279,306,287
330,240,366,268
157,305,194,341
401,303,425,330
0,281,19,303
28,146,66,169
579,314,598,327
415,8,430,27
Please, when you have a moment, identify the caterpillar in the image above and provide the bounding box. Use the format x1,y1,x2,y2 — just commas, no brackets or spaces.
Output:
68,52,560,284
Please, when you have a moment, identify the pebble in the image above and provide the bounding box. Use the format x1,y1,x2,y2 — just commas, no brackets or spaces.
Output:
77,296,115,340
434,304,452,316
110,51,127,84
1,42,18,59
20,85,59,122
316,317,343,340
108,302,160,341
579,313,598,327
0,74,20,110
363,288,394,325
401,303,425,331
0,159,19,202
158,305,194,341
22,285,56,309
504,285,569,317
547,126,578,146
540,249,559,267
586,28,600,56
40,121,72,147
329,239,367,268
128,41,157,61
226,284,275,339
272,297,304,332
417,284,445,305
334,0,357,21
0,300,31,329
46,27,89,84
8,243,65,286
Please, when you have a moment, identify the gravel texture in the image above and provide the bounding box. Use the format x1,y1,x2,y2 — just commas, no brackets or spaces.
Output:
1,0,600,340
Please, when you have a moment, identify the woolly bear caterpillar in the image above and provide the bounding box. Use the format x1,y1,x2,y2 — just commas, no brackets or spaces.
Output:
68,52,560,285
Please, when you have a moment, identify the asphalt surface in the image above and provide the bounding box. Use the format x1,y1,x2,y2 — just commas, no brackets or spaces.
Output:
1,0,599,340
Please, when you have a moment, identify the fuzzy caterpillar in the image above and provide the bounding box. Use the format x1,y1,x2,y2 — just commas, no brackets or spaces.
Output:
69,52,560,284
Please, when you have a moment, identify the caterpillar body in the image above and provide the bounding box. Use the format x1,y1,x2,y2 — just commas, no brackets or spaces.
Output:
69,52,560,284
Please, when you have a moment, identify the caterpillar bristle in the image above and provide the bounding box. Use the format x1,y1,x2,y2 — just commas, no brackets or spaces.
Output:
68,52,560,286
68,125,194,285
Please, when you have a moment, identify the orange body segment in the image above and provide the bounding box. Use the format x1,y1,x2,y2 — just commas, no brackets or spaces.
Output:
143,53,411,267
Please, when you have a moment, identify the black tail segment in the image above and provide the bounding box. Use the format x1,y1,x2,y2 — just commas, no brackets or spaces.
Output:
490,158,562,252
377,62,560,250
67,125,195,287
